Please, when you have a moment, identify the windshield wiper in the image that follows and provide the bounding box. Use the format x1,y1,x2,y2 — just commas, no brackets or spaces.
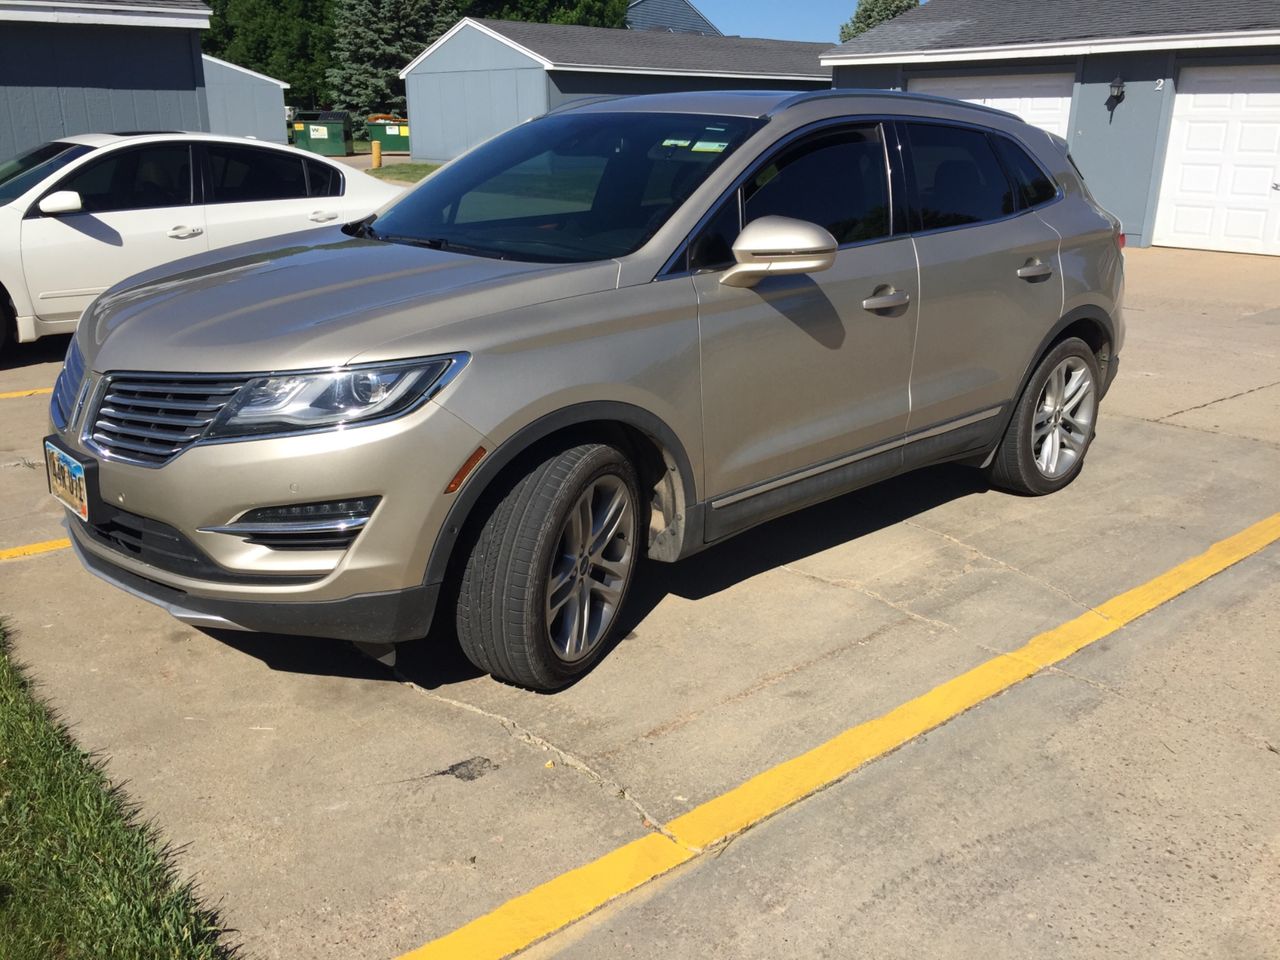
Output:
376,234,507,260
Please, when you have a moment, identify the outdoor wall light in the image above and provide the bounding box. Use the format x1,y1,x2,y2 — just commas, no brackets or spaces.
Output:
1109,76,1126,101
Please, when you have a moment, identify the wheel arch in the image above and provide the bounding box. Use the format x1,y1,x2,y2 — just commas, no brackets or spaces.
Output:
422,401,701,590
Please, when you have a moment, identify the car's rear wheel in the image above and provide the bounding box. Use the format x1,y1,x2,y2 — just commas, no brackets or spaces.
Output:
456,443,641,690
987,337,1100,495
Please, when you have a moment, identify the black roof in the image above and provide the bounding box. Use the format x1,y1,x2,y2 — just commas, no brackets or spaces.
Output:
473,18,830,79
823,0,1280,58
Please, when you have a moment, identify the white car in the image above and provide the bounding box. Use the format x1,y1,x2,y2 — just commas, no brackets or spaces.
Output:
0,132,401,349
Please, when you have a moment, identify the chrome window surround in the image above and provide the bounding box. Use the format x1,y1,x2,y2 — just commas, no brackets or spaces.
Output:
81,353,470,468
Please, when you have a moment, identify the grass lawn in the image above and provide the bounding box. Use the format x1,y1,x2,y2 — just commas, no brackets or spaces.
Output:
0,623,236,960
366,162,439,184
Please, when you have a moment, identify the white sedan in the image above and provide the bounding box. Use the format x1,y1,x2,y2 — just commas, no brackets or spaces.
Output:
0,132,402,349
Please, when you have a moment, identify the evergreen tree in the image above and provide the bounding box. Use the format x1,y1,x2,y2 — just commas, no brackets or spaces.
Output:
839,0,917,42
326,0,440,123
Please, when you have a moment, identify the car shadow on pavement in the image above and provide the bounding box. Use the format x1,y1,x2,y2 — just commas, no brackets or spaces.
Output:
1,333,71,370
205,463,990,691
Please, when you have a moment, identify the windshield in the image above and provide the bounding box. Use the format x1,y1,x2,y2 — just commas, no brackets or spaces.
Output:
0,142,94,206
370,111,763,263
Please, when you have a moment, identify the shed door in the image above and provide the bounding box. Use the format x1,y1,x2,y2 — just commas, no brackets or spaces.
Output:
906,74,1074,138
1152,64,1280,256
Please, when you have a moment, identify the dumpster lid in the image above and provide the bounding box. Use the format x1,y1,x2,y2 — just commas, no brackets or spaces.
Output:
296,110,351,122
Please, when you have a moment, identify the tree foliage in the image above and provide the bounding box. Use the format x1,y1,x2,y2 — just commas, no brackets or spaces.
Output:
839,0,918,42
464,0,626,27
203,0,334,107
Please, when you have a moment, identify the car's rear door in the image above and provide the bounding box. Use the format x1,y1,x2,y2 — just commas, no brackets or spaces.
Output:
901,120,1064,440
690,121,918,536
20,142,207,322
199,143,343,249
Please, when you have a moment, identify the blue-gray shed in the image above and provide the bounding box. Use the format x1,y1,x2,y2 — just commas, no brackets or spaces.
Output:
202,55,289,144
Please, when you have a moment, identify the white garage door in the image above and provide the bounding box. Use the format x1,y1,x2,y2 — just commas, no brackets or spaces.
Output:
907,74,1074,138
1153,65,1280,255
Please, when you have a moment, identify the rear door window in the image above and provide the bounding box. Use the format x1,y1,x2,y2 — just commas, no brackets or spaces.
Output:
904,123,1017,230
742,124,892,245
991,136,1058,209
205,144,308,203
52,144,194,213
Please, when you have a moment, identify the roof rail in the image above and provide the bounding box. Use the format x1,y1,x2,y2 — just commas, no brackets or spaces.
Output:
771,88,1022,123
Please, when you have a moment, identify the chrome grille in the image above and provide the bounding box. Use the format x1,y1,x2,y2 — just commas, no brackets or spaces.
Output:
50,340,86,429
89,374,249,465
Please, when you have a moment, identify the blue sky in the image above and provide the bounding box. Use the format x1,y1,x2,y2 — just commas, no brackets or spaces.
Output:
693,0,856,43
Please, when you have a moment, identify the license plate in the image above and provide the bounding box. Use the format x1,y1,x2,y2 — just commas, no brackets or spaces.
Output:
45,441,89,522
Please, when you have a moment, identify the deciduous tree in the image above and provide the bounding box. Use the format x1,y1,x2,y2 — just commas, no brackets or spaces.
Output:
839,0,918,42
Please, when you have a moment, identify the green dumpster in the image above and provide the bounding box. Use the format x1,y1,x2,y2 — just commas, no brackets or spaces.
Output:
367,117,411,153
291,111,353,157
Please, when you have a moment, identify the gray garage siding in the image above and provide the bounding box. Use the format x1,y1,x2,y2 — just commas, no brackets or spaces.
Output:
0,22,208,160
546,71,828,109
404,26,548,163
202,56,287,144
834,49,1279,247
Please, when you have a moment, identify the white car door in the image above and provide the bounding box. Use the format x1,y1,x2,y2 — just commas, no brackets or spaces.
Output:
20,142,208,322
200,143,344,249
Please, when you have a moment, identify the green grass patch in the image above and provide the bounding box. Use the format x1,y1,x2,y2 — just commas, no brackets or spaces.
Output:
366,162,439,184
0,623,237,960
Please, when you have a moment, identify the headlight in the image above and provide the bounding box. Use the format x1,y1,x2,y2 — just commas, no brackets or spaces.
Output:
206,355,465,439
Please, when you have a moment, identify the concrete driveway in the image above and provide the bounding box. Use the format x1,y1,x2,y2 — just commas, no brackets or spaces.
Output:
1,247,1277,959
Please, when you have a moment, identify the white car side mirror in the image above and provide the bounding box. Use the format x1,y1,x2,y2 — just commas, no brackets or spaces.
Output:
38,190,83,216
720,215,839,289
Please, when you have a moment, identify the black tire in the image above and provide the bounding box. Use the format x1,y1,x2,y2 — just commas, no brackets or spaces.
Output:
456,443,642,691
987,336,1101,496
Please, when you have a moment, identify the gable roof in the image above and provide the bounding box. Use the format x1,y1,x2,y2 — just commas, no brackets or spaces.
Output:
626,0,721,37
202,55,290,89
402,17,830,81
822,0,1280,65
0,0,210,29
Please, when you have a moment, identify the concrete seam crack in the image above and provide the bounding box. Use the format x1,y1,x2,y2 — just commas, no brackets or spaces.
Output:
1108,413,1280,450
396,674,678,842
904,519,1106,617
779,563,958,633
1156,377,1280,421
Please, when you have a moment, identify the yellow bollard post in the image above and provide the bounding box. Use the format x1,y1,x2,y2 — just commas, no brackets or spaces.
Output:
371,139,382,169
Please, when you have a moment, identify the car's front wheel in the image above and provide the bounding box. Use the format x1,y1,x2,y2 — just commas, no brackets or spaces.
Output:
456,442,641,690
987,336,1101,495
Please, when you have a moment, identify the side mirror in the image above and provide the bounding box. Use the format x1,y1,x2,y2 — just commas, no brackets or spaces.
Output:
38,190,83,216
720,216,838,289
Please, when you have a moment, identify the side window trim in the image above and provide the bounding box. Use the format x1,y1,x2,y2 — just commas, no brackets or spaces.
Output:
897,117,1065,238
663,116,900,280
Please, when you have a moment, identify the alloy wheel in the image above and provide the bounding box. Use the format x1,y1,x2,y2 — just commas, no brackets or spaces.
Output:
1032,355,1096,479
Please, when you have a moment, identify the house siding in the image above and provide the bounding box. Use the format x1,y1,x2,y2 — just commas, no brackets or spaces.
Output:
202,57,287,144
546,70,829,109
0,22,208,160
834,48,1279,247
402,24,548,163
626,0,720,36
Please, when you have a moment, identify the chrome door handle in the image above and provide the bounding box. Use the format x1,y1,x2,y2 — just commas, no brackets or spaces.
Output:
1016,261,1054,281
309,210,339,222
861,289,911,312
167,226,203,239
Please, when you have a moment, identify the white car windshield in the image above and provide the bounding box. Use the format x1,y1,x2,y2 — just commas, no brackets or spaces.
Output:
0,142,94,206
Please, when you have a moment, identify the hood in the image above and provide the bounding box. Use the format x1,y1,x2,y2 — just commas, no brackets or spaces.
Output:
79,228,621,373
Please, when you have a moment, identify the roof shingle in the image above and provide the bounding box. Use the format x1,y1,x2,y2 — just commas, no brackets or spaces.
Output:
823,0,1280,58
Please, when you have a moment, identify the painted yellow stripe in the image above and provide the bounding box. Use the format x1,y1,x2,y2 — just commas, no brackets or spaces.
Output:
0,537,71,561
397,510,1280,960
0,387,53,400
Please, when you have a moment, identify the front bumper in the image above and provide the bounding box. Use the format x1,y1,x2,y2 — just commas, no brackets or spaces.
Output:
52,392,488,639
71,530,440,643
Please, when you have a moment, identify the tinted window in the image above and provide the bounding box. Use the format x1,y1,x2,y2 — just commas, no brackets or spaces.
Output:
0,141,94,206
54,144,193,213
371,111,761,263
905,123,1016,230
992,136,1057,208
306,158,344,198
206,145,307,203
743,125,890,245
689,194,741,272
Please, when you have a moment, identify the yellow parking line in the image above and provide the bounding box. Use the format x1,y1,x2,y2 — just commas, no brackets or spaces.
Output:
0,387,53,400
0,538,71,561
398,510,1280,960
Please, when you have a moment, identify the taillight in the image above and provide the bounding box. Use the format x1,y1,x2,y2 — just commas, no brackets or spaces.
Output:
1117,232,1127,250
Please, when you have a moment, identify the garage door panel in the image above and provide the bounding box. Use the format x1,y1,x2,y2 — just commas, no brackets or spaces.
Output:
906,73,1074,138
1154,64,1280,255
